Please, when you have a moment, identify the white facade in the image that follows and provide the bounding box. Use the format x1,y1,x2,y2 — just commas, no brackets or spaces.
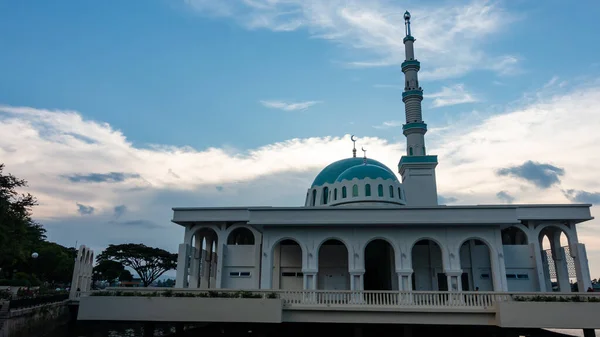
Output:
172,12,594,295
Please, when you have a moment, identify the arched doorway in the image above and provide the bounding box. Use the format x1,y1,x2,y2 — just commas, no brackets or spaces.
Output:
364,239,396,290
227,227,255,245
411,239,444,291
539,227,572,292
459,239,495,291
271,239,303,290
318,239,349,290
190,227,218,289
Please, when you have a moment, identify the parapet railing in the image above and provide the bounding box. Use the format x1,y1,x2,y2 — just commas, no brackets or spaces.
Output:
77,288,600,310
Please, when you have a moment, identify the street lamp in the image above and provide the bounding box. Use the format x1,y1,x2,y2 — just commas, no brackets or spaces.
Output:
31,252,39,259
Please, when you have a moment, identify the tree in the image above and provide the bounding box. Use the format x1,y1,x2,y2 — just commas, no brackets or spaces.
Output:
0,164,46,278
96,244,177,287
31,241,77,284
93,260,126,283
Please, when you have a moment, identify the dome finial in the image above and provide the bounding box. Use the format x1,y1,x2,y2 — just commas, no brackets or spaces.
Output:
361,147,367,164
351,135,357,158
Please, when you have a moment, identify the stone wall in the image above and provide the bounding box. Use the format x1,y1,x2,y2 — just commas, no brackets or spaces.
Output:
0,301,69,337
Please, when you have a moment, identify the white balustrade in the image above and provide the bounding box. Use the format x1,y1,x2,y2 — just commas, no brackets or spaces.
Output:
79,288,600,312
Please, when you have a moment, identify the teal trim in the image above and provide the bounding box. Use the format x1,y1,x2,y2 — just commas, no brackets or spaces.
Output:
336,164,399,183
402,89,423,98
401,60,420,72
311,157,396,187
398,155,438,166
403,35,415,43
402,122,427,131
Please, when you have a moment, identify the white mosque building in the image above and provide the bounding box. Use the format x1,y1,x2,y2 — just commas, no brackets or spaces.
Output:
172,11,593,295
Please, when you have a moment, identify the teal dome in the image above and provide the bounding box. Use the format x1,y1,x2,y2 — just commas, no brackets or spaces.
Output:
336,164,399,183
311,158,395,187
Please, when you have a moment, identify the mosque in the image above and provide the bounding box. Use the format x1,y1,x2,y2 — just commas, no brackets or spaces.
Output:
172,11,593,295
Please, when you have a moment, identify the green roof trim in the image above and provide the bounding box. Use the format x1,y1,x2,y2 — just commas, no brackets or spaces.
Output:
401,60,420,72
402,90,423,98
402,122,427,131
398,155,438,166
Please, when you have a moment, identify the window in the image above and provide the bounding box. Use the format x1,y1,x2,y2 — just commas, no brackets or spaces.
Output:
517,274,529,280
322,187,329,205
506,274,517,279
409,147,413,156
342,186,347,198
365,184,371,196
378,184,384,197
230,271,251,277
311,189,316,206
398,187,402,199
352,184,359,197
480,274,490,280
334,188,337,200
281,272,303,278
389,185,394,198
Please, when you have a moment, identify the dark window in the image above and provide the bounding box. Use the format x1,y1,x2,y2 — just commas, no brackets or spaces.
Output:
352,184,359,197
389,185,394,198
365,184,371,196
342,186,347,198
378,184,384,197
334,188,337,200
322,187,329,204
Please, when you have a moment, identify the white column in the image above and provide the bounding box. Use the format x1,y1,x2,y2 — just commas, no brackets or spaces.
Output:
530,241,547,292
445,270,462,291
175,243,190,288
397,270,413,291
260,242,273,289
573,243,593,293
349,271,364,291
215,240,224,289
550,232,571,292
188,235,201,288
303,271,317,290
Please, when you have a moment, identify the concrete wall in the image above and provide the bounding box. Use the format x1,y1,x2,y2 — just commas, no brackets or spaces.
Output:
222,245,258,289
497,302,600,329
503,245,536,292
78,297,283,323
1,301,70,337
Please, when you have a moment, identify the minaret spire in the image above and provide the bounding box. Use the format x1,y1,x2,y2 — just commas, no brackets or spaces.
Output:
398,11,439,206
401,10,426,157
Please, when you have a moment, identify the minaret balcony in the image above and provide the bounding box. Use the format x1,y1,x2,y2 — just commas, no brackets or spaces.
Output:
402,122,427,131
402,89,423,102
401,60,421,72
403,35,416,43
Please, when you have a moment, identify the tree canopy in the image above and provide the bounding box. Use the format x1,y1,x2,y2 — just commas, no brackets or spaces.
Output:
96,243,177,287
0,164,46,279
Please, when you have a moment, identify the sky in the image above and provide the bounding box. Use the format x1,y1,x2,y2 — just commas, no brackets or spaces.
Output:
1,0,600,279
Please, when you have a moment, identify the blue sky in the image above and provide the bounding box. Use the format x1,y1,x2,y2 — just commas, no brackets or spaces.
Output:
1,0,600,277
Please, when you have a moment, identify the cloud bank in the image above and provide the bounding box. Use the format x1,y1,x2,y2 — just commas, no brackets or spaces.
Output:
184,0,519,80
1,77,600,275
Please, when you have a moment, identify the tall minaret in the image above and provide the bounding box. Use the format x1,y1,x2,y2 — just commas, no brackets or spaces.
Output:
398,11,439,206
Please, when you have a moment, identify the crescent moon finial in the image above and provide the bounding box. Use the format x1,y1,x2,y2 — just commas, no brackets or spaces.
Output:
351,135,357,158
361,147,367,163
351,135,356,142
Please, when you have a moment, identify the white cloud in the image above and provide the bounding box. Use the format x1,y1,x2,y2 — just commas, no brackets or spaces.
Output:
183,0,518,80
2,77,600,275
424,84,478,108
372,120,404,129
259,100,321,111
